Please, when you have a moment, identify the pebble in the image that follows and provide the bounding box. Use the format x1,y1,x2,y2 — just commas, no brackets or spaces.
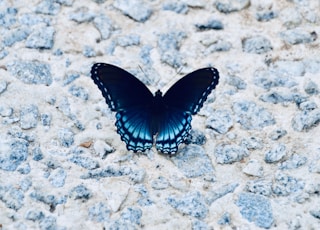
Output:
241,136,263,150
120,207,142,225
304,80,319,95
259,91,306,105
243,159,264,177
69,185,92,200
226,75,247,90
242,36,273,54
167,191,208,219
40,113,51,127
69,155,99,170
280,28,317,45
265,143,287,163
63,72,80,86
92,140,114,159
215,0,250,13
7,60,52,85
272,172,305,196
25,26,55,49
116,34,140,47
3,27,30,46
102,180,131,212
279,7,302,28
163,2,189,14
32,146,44,161
232,100,275,130
195,19,224,31
69,85,89,100
19,177,32,192
39,216,58,230
217,212,231,225
0,81,8,95
214,143,249,164
113,0,152,22
256,10,277,22
135,184,153,206
48,167,67,188
205,39,232,53
20,104,39,130
81,166,132,179
245,179,273,196
0,138,29,171
58,128,74,147
157,31,186,68
25,209,45,221
192,220,209,229
93,14,114,40
88,202,110,222
129,169,146,183
206,109,233,134
271,60,306,77
253,69,297,90
268,129,287,140
0,185,25,210
69,7,95,23
236,192,274,229
30,191,67,211
171,145,214,178
291,109,320,131
279,154,307,170
17,162,31,174
82,45,96,57
19,13,51,26
184,129,206,145
205,183,239,205
35,0,61,15
151,176,169,190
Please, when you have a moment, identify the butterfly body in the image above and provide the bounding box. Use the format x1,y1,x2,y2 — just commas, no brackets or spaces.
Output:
91,63,219,154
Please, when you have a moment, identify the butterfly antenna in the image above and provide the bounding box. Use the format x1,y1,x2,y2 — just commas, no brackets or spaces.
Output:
138,65,147,78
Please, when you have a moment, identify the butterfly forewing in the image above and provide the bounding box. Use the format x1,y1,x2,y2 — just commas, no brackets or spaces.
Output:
163,67,219,114
91,63,154,111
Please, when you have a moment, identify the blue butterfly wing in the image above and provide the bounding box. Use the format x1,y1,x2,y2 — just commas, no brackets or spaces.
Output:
156,67,219,153
163,67,219,114
91,63,153,111
116,107,153,152
156,109,192,154
91,63,154,152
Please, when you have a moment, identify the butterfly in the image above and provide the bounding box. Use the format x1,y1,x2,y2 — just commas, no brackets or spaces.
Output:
91,63,219,154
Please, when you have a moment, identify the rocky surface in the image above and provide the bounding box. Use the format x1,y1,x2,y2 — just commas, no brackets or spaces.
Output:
0,0,320,229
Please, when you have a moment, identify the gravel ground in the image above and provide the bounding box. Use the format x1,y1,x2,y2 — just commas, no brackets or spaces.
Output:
0,0,320,229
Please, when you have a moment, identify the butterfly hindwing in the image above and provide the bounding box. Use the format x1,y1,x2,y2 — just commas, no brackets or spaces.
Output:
91,63,153,111
115,107,153,152
163,67,219,114
156,109,192,154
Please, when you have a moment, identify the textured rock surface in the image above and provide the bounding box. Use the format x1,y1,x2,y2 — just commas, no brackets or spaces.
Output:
0,0,319,229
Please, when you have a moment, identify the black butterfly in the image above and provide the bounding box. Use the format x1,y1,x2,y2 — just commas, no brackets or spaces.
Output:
91,63,219,154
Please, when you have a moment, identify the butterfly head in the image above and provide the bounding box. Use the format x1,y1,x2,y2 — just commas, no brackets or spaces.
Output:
155,90,163,97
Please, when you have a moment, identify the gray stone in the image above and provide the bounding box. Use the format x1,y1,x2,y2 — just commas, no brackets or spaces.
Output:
167,191,208,219
215,143,249,164
171,145,214,178
236,192,274,228
113,0,152,22
7,60,52,85
242,36,272,54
